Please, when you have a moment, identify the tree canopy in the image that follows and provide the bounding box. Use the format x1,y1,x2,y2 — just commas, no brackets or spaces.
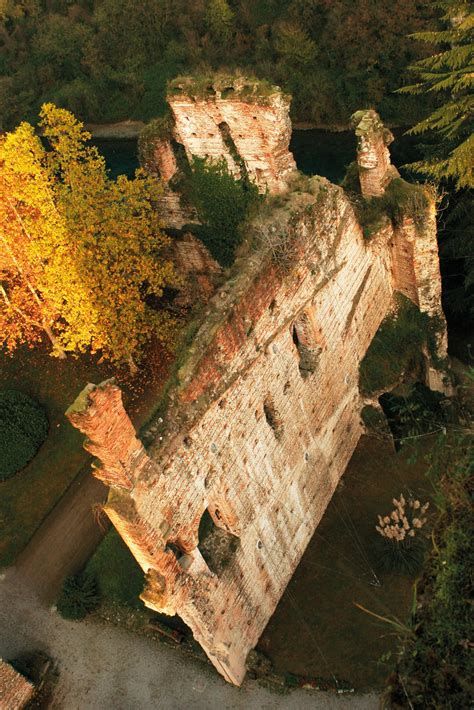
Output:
0,1,440,129
399,0,474,189
0,104,177,366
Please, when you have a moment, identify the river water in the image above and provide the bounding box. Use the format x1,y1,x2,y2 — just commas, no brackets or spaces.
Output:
92,128,422,184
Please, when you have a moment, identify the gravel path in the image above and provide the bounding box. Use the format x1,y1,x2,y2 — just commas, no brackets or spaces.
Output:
0,569,378,710
13,468,108,604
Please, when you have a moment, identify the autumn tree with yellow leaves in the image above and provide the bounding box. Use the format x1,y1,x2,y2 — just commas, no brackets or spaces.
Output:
0,104,177,368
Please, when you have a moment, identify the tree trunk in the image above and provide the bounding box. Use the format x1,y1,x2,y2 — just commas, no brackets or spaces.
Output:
127,354,138,375
43,324,66,359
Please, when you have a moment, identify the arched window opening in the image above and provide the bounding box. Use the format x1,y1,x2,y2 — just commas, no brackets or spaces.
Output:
292,311,322,379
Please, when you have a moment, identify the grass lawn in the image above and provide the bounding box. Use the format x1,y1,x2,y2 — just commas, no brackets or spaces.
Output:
0,340,172,567
86,528,145,609
257,435,435,691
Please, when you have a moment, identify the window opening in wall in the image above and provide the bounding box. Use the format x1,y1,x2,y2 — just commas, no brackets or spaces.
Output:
292,312,321,379
263,396,283,439
165,541,183,559
218,121,247,179
170,139,190,178
198,509,239,576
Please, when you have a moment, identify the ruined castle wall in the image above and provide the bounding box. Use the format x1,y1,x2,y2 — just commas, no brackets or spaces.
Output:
68,108,449,686
68,180,397,684
169,93,296,193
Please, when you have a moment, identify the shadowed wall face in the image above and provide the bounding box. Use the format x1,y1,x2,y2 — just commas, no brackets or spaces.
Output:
67,109,448,686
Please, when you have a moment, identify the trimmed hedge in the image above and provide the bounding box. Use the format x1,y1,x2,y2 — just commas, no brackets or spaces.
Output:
0,390,49,480
57,571,99,620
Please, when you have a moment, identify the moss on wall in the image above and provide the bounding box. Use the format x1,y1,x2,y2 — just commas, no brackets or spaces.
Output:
359,293,441,395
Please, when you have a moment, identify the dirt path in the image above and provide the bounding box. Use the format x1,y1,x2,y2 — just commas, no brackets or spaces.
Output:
10,342,172,603
13,464,109,603
0,570,378,709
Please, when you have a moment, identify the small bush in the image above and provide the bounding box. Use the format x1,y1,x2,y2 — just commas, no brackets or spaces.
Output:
57,571,99,620
375,536,427,575
180,156,260,267
359,294,438,395
380,383,446,444
0,390,49,480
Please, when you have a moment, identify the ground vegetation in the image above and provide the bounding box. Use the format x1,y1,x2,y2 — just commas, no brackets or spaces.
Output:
384,426,473,708
0,389,48,480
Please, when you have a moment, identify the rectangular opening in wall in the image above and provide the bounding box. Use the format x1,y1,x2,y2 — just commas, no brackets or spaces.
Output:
198,509,239,576
292,312,322,378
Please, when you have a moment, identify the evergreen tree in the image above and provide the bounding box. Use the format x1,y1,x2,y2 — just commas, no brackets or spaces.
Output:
399,1,474,189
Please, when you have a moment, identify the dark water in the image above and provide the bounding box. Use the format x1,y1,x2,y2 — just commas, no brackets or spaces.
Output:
92,128,422,184
290,129,356,183
91,138,140,180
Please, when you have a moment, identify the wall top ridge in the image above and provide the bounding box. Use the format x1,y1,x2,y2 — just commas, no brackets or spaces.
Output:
140,178,367,463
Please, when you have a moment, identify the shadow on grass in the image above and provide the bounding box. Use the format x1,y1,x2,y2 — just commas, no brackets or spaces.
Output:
0,339,172,567
257,435,434,692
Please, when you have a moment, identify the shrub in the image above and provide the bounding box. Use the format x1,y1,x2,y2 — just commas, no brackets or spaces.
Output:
85,528,144,609
359,293,438,395
379,383,446,444
0,390,49,480
180,156,260,267
56,571,99,620
375,493,430,575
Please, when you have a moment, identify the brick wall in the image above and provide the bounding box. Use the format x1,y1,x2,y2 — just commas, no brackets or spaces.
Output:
68,111,448,685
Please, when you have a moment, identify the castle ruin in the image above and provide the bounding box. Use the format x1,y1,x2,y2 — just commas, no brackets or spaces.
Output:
67,77,449,685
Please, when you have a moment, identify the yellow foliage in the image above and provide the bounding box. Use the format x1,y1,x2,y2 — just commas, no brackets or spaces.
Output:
0,104,178,364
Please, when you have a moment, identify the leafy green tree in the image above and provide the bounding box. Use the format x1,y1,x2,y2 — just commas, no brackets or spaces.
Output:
274,21,317,67
399,1,474,189
205,0,235,44
0,104,177,367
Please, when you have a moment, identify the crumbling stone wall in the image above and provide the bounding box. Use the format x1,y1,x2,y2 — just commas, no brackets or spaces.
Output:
140,76,297,229
352,109,399,198
68,108,448,686
167,76,296,194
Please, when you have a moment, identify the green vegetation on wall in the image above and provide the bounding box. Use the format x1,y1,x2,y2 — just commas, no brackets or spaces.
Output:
0,390,48,480
180,156,260,267
359,294,441,395
343,174,432,241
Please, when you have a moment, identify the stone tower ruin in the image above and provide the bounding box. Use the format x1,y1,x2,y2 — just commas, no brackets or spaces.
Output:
67,78,449,685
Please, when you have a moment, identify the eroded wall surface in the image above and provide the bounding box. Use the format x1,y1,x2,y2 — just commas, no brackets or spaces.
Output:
68,107,448,686
168,89,295,194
